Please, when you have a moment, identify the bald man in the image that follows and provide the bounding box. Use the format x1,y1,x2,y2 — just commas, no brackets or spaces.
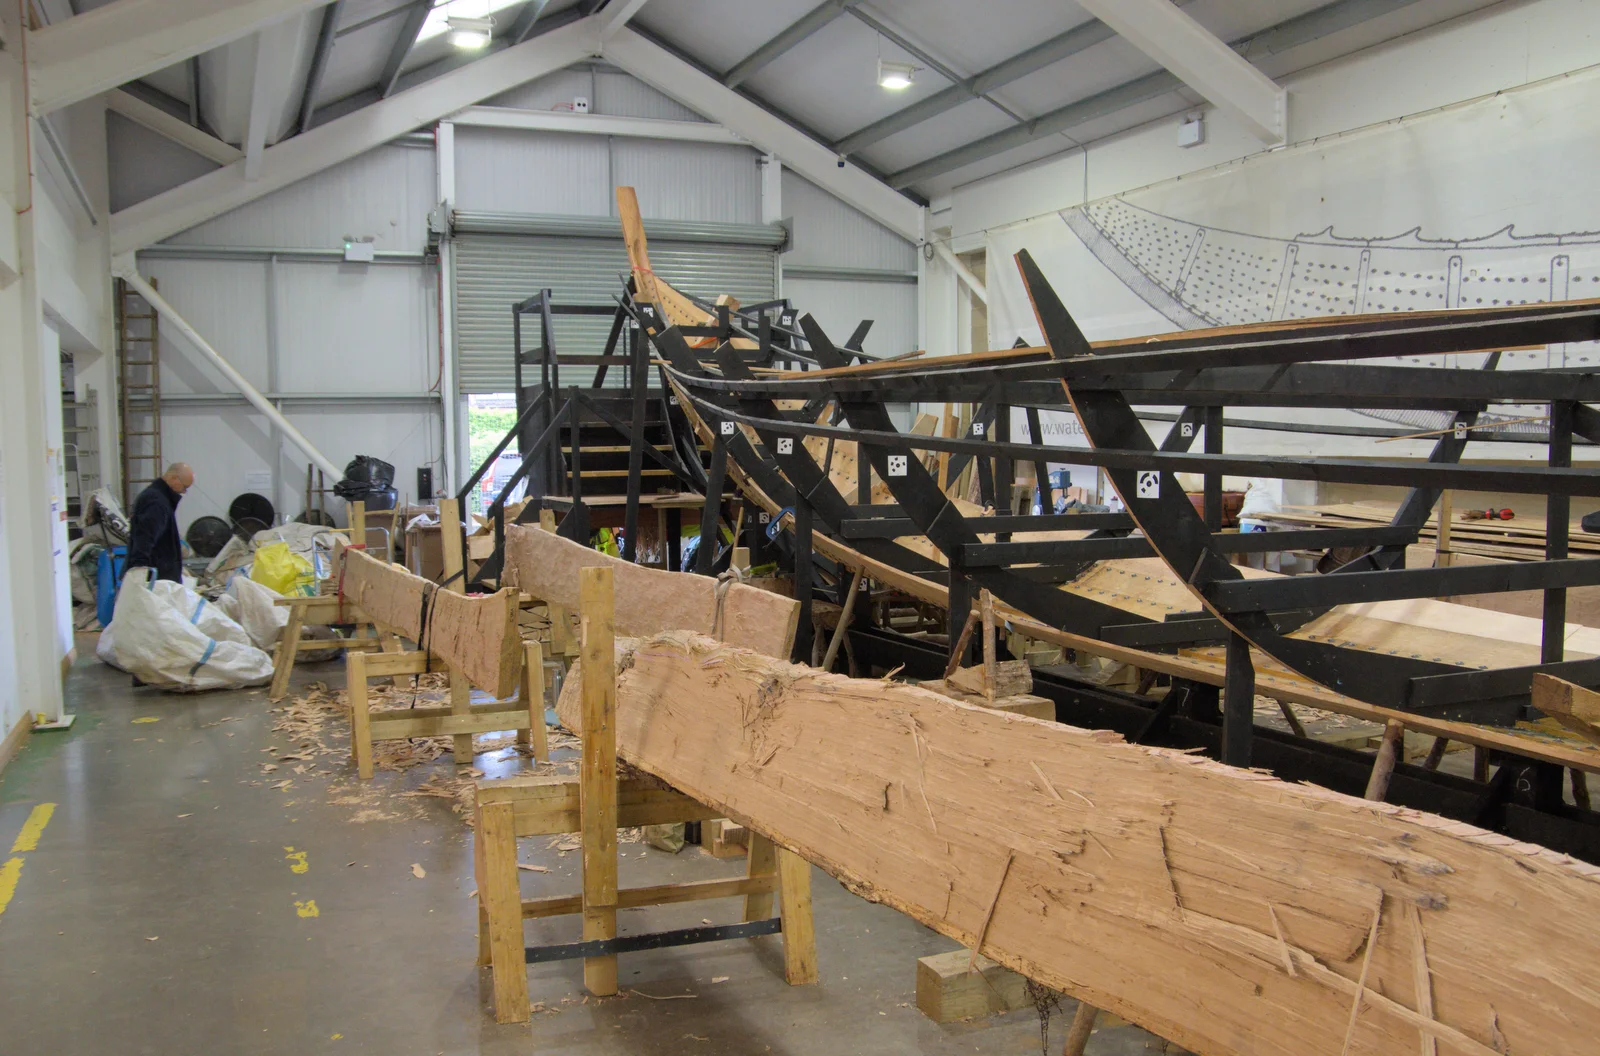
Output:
127,462,194,583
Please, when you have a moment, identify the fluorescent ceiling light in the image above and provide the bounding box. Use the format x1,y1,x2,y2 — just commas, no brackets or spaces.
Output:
448,15,494,49
418,1,523,45
877,59,916,91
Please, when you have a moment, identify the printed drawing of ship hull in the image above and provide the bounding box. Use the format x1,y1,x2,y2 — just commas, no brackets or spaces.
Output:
1065,198,1600,378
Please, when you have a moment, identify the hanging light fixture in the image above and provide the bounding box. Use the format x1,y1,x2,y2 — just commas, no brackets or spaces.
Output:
877,58,917,90
447,14,495,49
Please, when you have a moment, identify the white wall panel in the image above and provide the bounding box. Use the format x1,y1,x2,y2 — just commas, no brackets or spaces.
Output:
107,111,221,214
484,68,600,112
782,170,916,271
136,257,271,393
167,144,435,250
611,140,760,224
274,262,434,393
161,401,442,530
592,69,703,122
453,127,610,214
485,67,705,122
783,277,917,360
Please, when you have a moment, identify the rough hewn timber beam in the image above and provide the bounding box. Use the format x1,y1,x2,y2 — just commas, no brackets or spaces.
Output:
559,630,1600,1056
337,543,520,697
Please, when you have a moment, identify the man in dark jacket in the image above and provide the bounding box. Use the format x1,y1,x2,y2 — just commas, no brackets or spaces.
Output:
127,463,194,582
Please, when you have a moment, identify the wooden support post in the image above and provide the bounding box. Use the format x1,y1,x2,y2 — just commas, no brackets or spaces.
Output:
980,588,998,704
942,607,980,682
1062,1001,1101,1056
269,601,306,701
350,499,366,550
440,497,476,766
521,639,548,763
820,568,863,673
1474,745,1490,783
1221,631,1254,768
348,650,374,780
1435,490,1453,568
777,847,818,985
1276,699,1307,739
1365,720,1406,801
1422,736,1450,771
743,832,776,921
1574,769,1591,812
480,798,530,1023
579,565,619,997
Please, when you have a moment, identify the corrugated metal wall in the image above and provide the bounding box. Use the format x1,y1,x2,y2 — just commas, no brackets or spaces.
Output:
782,170,917,271
780,170,919,359
167,143,437,250
453,131,761,223
783,276,918,360
134,247,442,526
453,231,776,392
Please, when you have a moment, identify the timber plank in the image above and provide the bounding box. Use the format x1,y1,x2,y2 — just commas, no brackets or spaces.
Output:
502,523,798,658
335,542,520,698
558,631,1600,1056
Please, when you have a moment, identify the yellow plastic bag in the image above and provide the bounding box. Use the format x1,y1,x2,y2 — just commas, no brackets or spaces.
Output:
251,542,317,597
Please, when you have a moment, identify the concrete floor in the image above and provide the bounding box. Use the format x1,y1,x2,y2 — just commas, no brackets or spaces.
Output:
0,636,1178,1056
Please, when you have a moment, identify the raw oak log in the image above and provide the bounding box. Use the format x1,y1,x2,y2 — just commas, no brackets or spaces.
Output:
335,542,521,697
557,631,1600,1056
502,522,799,658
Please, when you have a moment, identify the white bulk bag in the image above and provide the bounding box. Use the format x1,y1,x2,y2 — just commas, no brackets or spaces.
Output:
96,568,273,690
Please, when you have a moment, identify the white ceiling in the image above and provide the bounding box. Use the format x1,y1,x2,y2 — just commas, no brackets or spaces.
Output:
71,0,1514,204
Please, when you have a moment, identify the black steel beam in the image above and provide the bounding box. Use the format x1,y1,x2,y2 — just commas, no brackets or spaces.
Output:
524,918,781,964
671,382,1600,498
959,525,1417,567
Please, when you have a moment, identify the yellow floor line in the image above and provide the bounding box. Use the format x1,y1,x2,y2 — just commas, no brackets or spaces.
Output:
0,857,23,917
10,802,56,853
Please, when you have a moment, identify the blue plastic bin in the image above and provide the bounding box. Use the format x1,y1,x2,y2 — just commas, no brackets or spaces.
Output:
96,546,128,628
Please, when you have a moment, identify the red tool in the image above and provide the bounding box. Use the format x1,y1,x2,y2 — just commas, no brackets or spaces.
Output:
1461,508,1514,521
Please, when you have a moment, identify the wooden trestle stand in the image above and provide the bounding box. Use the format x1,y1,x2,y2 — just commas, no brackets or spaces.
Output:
472,565,818,1024
343,497,547,777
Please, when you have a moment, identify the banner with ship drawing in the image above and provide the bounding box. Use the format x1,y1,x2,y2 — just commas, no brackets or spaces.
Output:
986,64,1600,463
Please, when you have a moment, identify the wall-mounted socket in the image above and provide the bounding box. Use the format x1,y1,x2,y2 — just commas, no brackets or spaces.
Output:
573,96,590,113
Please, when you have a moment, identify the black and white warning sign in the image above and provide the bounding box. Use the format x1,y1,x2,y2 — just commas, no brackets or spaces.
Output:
1136,470,1160,499
887,454,908,477
972,422,986,436
719,420,735,436
776,437,793,454
1181,421,1194,438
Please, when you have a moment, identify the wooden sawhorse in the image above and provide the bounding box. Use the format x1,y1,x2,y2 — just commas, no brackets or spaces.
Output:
346,640,549,779
472,565,816,1024
270,594,393,701
473,775,816,1022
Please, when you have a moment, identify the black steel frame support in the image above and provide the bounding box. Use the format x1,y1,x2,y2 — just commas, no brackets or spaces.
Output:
1221,631,1254,768
1546,400,1575,663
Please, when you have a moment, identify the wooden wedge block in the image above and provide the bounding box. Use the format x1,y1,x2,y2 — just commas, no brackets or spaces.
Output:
949,659,1032,698
916,949,1029,1022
